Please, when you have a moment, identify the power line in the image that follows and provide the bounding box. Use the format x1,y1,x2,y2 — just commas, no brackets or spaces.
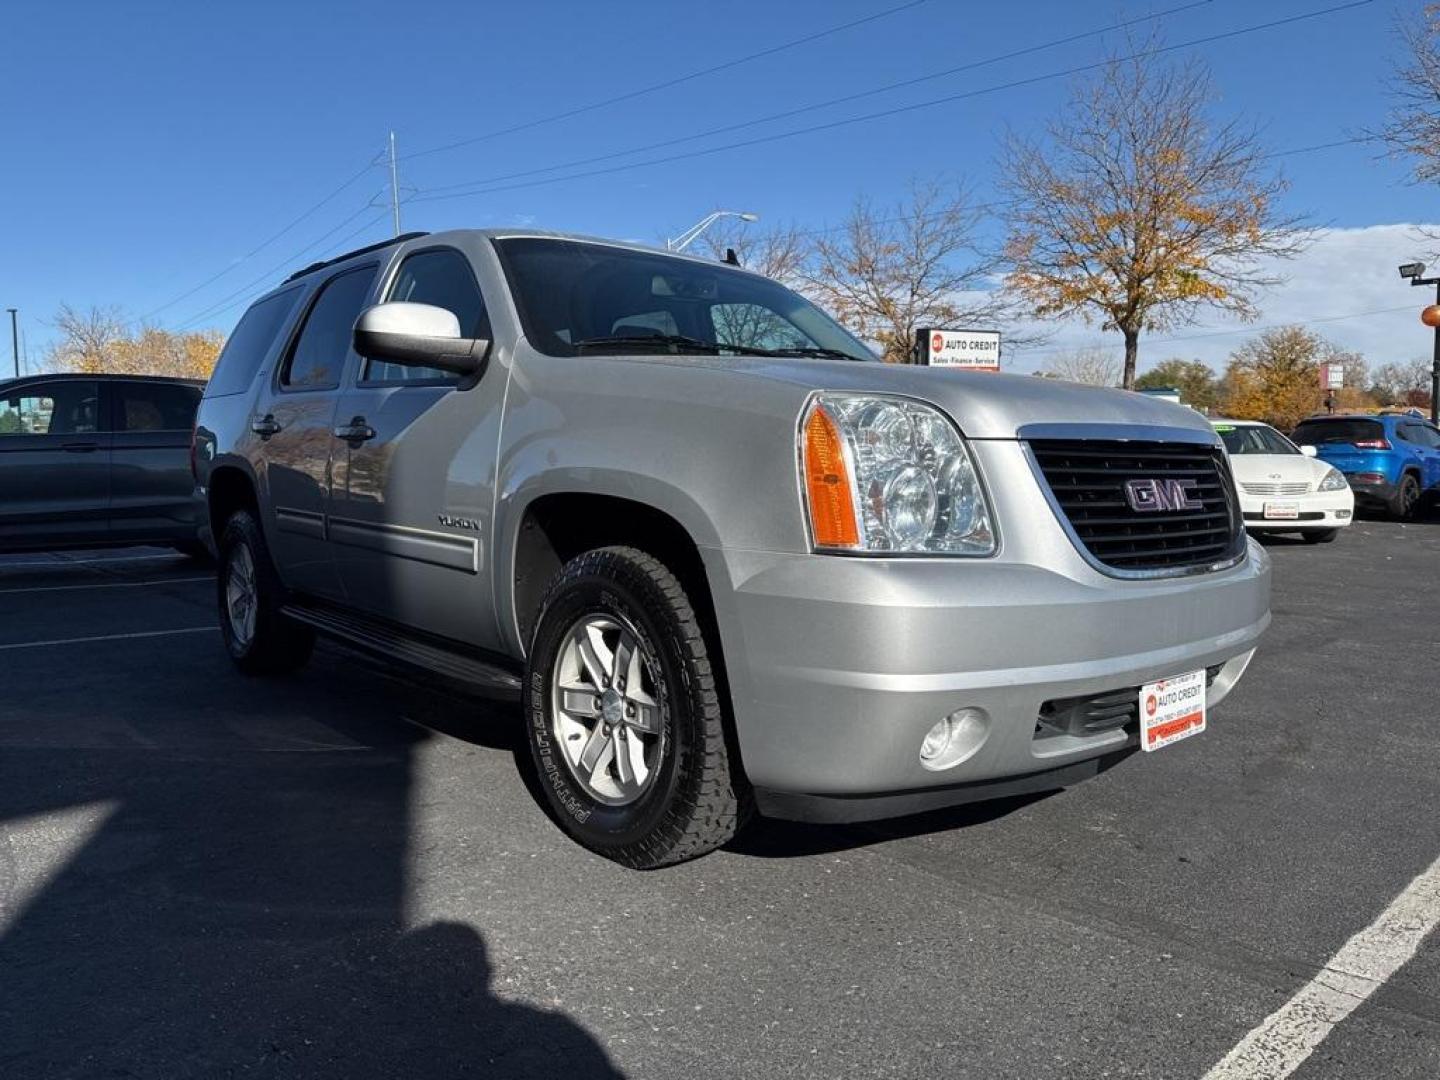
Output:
137,160,378,322
418,0,1217,199
173,201,384,331
398,0,932,164
774,136,1375,243
411,0,1374,206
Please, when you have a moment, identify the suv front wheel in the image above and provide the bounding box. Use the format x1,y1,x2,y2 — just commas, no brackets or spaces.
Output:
217,509,315,675
523,546,749,868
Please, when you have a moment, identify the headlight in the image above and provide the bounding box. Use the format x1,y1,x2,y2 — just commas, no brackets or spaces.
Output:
800,393,995,555
1318,468,1349,492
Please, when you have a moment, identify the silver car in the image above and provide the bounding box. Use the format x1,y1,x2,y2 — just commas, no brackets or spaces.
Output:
193,229,1270,867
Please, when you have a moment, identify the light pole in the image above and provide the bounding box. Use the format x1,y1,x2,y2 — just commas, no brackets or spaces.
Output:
6,309,16,379
1398,261,1440,424
666,210,758,252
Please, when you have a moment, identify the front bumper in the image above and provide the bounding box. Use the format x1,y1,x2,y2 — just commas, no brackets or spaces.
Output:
700,441,1271,820
1238,487,1354,530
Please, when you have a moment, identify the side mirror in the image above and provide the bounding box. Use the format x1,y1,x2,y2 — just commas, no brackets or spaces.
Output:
352,302,489,377
1300,445,1318,457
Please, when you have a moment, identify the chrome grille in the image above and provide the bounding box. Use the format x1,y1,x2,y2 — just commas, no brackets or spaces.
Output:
1239,481,1310,497
1029,439,1245,573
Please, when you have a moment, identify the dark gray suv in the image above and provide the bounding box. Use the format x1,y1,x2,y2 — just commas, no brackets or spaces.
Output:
0,373,205,555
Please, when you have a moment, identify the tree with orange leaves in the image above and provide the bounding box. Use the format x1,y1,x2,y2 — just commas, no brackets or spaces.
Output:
1000,37,1307,389
47,304,223,380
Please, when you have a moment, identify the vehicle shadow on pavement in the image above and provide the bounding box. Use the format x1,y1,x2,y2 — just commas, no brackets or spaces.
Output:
0,644,624,1079
728,791,1055,860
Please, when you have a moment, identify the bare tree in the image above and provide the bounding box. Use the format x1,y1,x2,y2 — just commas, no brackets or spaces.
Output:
1373,357,1435,404
47,304,128,372
47,304,223,379
1040,346,1121,386
699,220,811,289
1377,6,1440,184
1001,35,1308,389
803,179,1014,363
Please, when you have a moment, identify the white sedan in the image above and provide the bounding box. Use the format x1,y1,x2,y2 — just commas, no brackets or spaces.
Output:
1213,419,1354,543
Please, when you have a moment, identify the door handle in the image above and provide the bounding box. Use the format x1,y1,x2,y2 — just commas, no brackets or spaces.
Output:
250,415,281,438
333,417,376,443
61,441,99,453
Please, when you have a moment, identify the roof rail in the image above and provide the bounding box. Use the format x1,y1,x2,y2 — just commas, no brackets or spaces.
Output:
283,231,430,283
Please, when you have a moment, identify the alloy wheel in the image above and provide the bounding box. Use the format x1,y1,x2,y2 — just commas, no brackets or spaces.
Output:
550,613,664,805
225,542,258,647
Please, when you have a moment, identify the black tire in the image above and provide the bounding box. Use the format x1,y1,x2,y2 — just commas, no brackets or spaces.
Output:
1302,528,1338,544
1390,473,1421,521
216,510,315,676
522,546,749,869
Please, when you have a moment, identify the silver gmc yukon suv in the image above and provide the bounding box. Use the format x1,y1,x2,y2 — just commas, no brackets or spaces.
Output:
193,229,1270,868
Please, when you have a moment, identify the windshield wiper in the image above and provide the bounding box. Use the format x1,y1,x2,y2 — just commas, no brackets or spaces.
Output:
573,334,722,354
756,346,869,362
572,335,868,362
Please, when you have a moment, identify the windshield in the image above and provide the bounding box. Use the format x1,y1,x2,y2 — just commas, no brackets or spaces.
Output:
1291,418,1384,445
1216,424,1298,456
493,237,875,362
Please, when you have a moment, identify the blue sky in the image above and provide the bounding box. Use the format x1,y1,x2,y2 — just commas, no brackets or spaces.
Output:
1,0,1431,373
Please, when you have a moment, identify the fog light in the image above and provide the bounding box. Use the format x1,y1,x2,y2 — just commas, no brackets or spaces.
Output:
1336,509,1351,519
918,708,990,771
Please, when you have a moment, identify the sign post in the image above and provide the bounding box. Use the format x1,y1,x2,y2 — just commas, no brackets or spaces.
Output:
915,328,1001,370
1320,362,1344,414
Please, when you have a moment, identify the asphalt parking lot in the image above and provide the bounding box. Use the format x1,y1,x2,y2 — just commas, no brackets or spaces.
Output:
1,518,1438,1080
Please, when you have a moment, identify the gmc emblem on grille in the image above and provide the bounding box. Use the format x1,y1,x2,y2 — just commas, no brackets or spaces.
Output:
1123,477,1204,512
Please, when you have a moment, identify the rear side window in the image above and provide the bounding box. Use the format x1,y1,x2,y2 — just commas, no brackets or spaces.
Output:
206,288,301,398
0,381,99,435
1397,422,1440,448
115,382,201,432
281,265,376,390
364,248,489,384
1292,419,1385,446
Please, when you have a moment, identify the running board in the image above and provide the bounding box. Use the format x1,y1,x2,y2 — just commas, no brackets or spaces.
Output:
280,602,523,698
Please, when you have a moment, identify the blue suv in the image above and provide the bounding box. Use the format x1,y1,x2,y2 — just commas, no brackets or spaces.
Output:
1291,413,1440,520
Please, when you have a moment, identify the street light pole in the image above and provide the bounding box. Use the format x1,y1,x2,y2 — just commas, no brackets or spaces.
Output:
6,309,16,380
666,210,759,252
1397,263,1440,424
1432,279,1440,426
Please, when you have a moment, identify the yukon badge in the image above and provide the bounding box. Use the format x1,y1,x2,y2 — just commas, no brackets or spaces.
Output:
1124,477,1204,513
438,513,481,531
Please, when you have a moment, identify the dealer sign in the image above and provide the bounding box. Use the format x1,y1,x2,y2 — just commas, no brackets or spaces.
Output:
917,328,1001,370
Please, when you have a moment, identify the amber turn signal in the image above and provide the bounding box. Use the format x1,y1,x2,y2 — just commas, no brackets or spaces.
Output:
803,404,859,548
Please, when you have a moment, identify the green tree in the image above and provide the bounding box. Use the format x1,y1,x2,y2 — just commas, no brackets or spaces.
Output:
1134,358,1220,412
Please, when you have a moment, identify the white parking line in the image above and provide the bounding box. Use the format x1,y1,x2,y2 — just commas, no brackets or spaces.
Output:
0,577,212,596
0,626,217,652
1203,854,1440,1080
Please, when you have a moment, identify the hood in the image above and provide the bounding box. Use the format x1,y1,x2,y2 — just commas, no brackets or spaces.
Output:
1226,452,1334,485
655,355,1216,440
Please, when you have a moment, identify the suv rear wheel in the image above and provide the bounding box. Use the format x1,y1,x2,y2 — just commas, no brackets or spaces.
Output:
1390,473,1421,521
523,546,748,868
217,510,315,675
